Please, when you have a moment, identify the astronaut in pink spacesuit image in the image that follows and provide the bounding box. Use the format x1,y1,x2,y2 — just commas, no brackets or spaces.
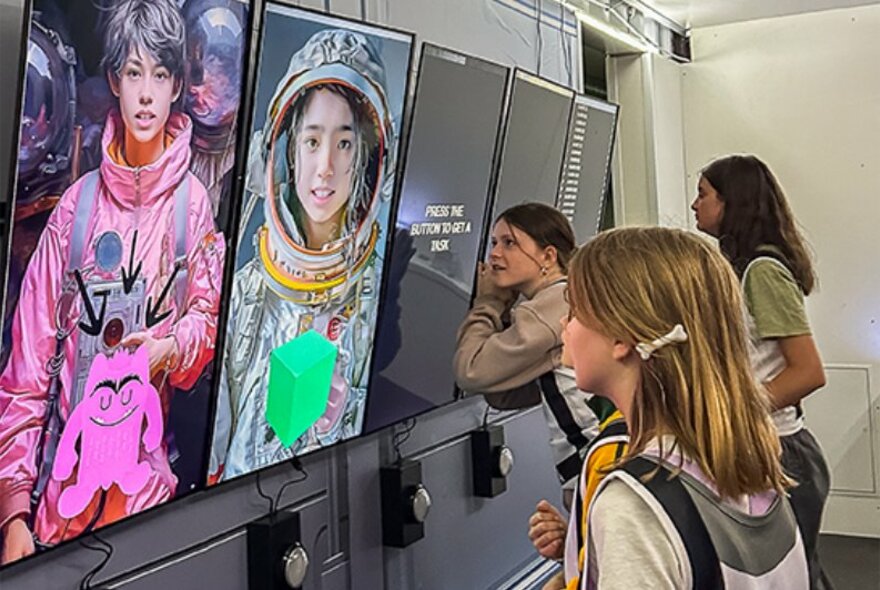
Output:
0,0,225,564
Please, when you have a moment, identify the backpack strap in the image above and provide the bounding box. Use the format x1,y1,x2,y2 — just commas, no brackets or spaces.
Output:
620,457,723,589
33,170,101,524
540,371,592,484
173,175,191,315
574,417,628,552
67,170,101,272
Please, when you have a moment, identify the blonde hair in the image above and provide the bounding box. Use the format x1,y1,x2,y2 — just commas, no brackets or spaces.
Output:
568,227,788,497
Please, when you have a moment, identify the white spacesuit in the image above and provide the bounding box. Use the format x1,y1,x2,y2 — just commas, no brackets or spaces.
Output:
210,29,396,480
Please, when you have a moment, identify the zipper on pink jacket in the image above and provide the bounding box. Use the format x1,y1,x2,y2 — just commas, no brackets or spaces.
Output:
134,167,142,226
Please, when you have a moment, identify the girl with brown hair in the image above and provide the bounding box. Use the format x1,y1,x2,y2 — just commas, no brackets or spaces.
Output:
454,202,601,505
693,154,830,588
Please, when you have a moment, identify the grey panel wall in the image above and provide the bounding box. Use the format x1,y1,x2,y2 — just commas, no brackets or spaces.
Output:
0,1,579,589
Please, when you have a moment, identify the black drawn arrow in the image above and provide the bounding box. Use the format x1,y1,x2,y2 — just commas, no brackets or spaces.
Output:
145,263,181,328
73,269,108,337
122,230,142,294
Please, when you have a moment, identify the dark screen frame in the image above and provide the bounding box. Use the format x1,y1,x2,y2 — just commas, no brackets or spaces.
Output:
204,1,417,486
478,67,575,263
0,0,265,573
555,93,620,240
0,0,33,321
361,41,512,434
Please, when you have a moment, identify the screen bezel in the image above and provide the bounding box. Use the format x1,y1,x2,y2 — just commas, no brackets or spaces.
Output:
554,93,620,239
361,41,512,435
0,0,264,573
204,1,417,486
478,67,575,263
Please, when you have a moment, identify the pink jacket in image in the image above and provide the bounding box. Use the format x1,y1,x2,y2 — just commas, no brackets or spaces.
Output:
0,111,225,544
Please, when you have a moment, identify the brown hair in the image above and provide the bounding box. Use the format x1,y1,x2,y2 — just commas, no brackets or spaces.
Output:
568,227,788,498
496,203,576,272
701,155,816,295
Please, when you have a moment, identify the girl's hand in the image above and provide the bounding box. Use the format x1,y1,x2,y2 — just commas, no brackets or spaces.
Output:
476,262,515,306
528,499,567,560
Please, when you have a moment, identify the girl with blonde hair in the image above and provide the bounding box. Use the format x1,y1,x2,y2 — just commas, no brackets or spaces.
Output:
564,226,807,589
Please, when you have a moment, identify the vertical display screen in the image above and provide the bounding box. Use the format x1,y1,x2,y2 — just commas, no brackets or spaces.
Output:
557,95,618,241
208,4,413,482
0,0,252,565
363,45,509,433
491,70,573,219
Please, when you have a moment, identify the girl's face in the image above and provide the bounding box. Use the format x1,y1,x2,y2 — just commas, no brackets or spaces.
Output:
691,176,725,236
110,47,180,148
488,221,552,292
294,89,355,230
562,310,619,395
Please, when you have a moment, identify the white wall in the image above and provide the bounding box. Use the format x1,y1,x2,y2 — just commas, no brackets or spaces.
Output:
679,5,880,537
607,52,688,227
369,0,579,90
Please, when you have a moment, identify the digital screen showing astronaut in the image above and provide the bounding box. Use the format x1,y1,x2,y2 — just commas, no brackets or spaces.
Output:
0,0,250,564
363,45,509,434
208,4,413,482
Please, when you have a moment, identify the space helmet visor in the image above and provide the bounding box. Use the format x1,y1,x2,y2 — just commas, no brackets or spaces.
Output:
184,0,246,151
18,21,75,179
264,63,388,255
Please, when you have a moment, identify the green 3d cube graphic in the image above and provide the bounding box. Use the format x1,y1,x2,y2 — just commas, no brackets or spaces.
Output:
266,329,338,447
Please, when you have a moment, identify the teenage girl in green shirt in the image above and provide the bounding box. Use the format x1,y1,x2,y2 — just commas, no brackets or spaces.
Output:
692,154,832,589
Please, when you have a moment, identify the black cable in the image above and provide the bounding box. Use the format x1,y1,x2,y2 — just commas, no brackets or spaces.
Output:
78,532,113,590
536,0,544,76
255,469,275,514
273,458,308,511
392,417,417,463
560,0,573,85
255,456,310,516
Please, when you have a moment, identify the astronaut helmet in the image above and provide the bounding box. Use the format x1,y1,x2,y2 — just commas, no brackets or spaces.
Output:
255,29,395,306
182,0,246,154
16,18,77,205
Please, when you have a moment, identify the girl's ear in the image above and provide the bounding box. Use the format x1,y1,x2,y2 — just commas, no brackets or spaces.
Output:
107,71,120,98
611,340,634,362
543,245,559,267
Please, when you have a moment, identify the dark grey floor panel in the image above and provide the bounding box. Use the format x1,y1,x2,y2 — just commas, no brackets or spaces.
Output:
819,533,880,590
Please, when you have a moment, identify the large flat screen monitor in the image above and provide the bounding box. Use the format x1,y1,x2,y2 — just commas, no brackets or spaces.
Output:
362,44,510,434
0,0,254,567
490,70,573,220
556,94,619,241
208,4,414,483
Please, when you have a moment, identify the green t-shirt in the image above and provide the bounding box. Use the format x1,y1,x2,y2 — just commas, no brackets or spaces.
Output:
742,258,811,339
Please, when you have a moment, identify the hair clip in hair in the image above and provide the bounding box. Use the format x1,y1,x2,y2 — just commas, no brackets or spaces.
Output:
635,324,688,361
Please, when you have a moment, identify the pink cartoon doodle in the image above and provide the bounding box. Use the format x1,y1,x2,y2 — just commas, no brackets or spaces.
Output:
51,346,163,519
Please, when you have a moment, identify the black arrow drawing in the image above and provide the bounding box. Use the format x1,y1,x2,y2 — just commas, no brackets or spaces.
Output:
73,269,108,337
145,263,181,328
121,230,142,294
